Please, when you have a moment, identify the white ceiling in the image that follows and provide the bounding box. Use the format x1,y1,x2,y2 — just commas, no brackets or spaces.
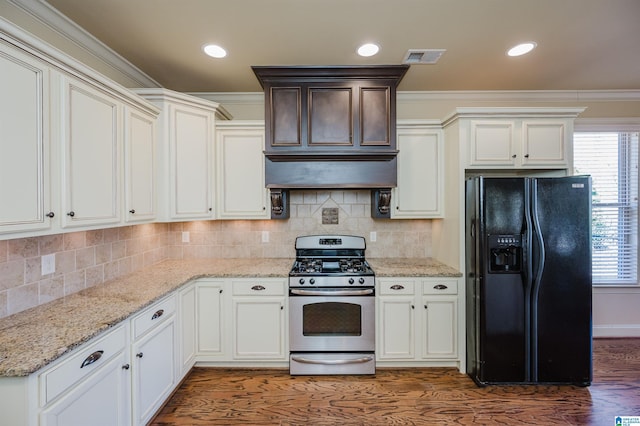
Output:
46,0,640,93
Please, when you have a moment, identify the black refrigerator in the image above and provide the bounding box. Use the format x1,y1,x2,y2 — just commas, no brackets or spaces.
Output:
465,176,592,386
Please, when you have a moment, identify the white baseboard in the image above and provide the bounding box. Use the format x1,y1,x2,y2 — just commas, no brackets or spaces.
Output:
593,324,640,338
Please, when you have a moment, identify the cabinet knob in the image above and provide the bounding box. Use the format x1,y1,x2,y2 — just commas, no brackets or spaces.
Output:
122,364,130,370
67,211,75,217
129,209,136,214
511,154,517,158
524,154,529,158
411,305,415,309
136,352,144,358
46,211,55,218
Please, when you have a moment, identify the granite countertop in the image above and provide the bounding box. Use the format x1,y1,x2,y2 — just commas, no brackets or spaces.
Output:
368,258,463,277
0,257,460,377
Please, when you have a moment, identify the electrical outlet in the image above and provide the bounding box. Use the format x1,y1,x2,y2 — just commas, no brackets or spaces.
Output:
262,231,269,243
182,231,190,243
370,232,377,242
42,254,55,275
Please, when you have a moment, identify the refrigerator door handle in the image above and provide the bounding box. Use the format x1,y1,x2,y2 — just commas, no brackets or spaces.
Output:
529,179,547,382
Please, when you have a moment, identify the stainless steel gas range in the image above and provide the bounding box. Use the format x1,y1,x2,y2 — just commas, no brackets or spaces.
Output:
288,235,375,375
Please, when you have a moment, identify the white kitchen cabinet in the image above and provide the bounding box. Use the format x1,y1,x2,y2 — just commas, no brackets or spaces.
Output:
377,279,416,360
59,75,122,228
130,296,177,426
377,277,460,365
0,41,54,235
134,89,232,221
392,122,444,218
445,108,584,171
215,121,269,219
178,282,197,380
196,279,227,360
124,105,157,223
231,279,287,360
39,324,130,426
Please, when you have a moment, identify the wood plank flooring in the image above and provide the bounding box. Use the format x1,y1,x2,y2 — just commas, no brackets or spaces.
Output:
151,338,640,425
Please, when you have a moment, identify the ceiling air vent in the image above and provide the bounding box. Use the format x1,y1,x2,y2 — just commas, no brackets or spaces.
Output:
402,49,446,64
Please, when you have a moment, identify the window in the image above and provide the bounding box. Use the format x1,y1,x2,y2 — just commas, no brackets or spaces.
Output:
574,130,639,285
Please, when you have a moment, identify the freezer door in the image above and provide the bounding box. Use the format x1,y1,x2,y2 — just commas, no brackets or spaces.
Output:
532,176,592,385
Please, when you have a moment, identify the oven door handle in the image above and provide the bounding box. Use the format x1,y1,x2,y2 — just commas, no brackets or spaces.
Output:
290,288,374,296
290,355,374,365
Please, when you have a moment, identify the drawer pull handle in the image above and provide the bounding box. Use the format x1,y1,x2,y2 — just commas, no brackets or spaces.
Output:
434,284,448,290
80,350,104,368
390,284,405,290
151,309,164,320
251,285,266,291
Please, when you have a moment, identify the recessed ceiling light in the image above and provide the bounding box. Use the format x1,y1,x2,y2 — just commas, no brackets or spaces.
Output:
507,42,537,57
357,43,380,57
203,44,227,58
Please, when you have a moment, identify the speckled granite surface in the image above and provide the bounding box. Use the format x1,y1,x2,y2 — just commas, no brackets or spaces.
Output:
0,257,460,377
368,258,462,277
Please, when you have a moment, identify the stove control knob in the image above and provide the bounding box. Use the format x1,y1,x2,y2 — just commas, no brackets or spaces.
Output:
309,278,315,285
359,278,365,284
299,278,305,285
349,278,355,285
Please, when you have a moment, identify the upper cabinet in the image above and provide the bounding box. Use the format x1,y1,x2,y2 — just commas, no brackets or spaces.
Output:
59,76,122,228
444,107,585,171
124,105,157,223
0,41,54,234
392,121,444,219
215,121,270,219
133,89,232,222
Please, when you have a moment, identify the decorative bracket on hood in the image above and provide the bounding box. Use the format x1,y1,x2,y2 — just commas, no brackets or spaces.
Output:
253,65,409,190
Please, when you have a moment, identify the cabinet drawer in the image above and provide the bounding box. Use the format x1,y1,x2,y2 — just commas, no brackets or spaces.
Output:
422,279,458,295
39,324,127,406
132,295,176,340
231,280,286,296
378,279,415,295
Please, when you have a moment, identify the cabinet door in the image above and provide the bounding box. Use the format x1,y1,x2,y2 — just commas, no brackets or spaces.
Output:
196,280,226,357
233,297,286,359
377,296,416,360
40,351,130,426
393,126,443,218
216,125,269,219
308,86,352,146
521,120,568,167
169,104,214,219
132,318,176,426
468,120,515,167
61,77,121,228
124,106,155,222
421,296,457,359
0,43,53,234
178,283,197,379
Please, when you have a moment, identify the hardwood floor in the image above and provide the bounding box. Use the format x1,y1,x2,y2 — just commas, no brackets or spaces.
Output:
152,338,640,425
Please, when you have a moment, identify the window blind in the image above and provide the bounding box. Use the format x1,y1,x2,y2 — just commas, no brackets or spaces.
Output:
574,132,639,284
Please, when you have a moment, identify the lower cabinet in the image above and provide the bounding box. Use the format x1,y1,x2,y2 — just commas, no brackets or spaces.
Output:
377,277,460,365
195,278,288,363
130,296,177,426
39,325,131,426
231,279,287,360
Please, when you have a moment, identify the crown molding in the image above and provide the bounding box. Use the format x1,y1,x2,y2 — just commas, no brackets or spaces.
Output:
398,90,640,102
7,0,160,88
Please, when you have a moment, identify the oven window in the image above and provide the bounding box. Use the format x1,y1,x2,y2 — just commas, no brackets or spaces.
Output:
303,302,362,336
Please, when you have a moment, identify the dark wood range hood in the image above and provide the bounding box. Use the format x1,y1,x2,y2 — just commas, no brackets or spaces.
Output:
252,65,409,218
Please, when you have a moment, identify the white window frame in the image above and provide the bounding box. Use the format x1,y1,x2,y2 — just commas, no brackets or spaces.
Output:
574,118,640,287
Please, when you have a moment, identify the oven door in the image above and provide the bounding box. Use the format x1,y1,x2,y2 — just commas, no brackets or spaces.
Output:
289,288,375,352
